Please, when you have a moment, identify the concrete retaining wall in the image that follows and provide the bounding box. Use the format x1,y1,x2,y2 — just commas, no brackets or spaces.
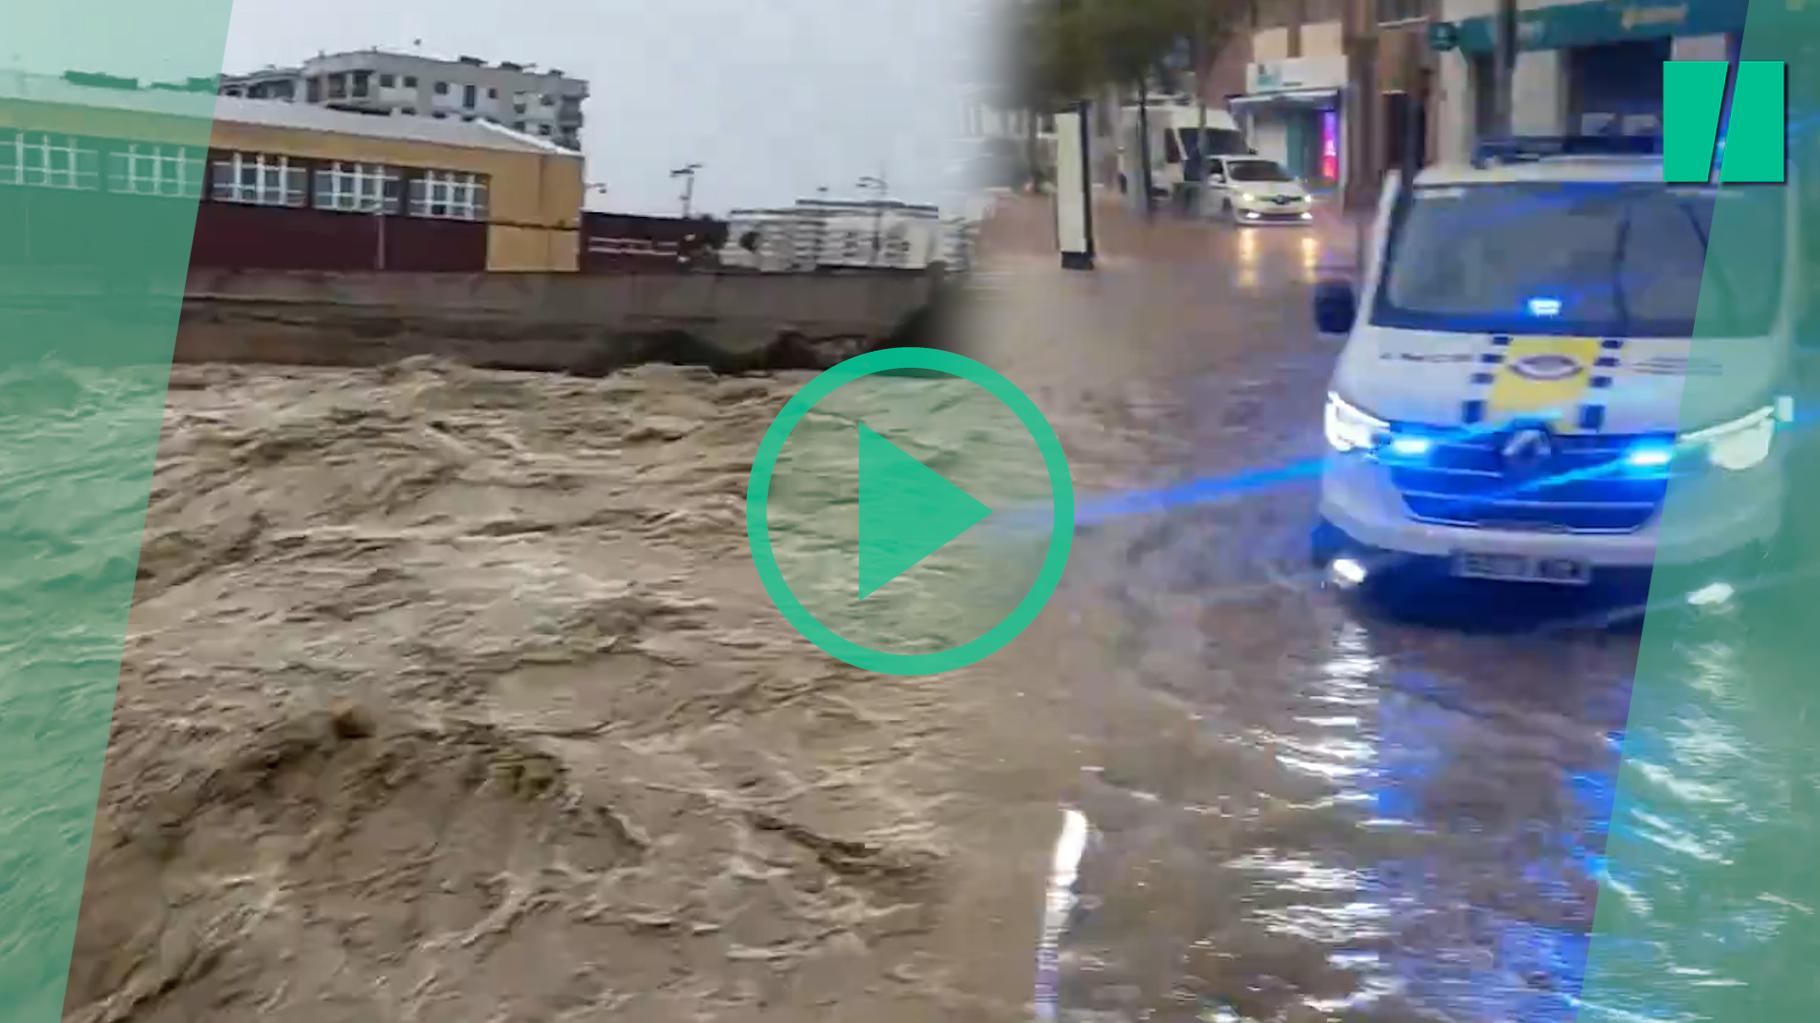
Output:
172,268,946,375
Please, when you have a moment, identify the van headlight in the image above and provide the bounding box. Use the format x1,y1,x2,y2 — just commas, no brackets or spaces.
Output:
1325,392,1387,453
1683,405,1777,471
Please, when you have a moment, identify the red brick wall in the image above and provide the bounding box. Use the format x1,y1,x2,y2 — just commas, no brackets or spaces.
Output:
579,212,728,275
189,202,487,272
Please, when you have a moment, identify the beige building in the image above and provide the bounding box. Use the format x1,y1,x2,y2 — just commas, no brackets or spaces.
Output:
0,69,584,272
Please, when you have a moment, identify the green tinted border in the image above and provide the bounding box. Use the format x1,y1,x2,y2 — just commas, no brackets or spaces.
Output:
744,347,1074,676
0,6,232,1017
1582,14,1820,1021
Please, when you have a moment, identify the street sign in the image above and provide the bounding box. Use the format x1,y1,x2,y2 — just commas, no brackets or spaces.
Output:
1429,21,1460,51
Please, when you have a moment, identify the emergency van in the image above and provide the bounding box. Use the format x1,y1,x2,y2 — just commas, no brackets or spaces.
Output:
1310,136,1798,594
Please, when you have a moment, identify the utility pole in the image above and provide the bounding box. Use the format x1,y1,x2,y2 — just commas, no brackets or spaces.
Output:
1492,0,1517,139
671,163,702,218
374,205,386,271
1191,1,1211,217
1341,0,1379,214
857,173,888,265
1136,76,1156,219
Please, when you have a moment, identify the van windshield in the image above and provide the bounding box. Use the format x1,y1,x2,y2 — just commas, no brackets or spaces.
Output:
1226,160,1292,182
1177,127,1249,162
1372,182,1784,338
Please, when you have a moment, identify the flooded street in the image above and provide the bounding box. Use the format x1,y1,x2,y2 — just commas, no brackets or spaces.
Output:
956,197,1641,1022
59,195,1820,1022
958,196,1820,1023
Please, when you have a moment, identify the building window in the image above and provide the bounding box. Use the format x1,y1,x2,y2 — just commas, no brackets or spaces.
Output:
107,143,203,197
433,111,447,119
314,161,400,213
402,106,416,115
539,94,554,106
513,121,526,132
434,81,449,95
328,74,347,100
409,170,488,221
210,152,305,206
307,76,322,102
405,75,418,88
463,84,477,107
0,132,101,189
380,73,395,88
1377,0,1427,24
353,71,371,97
487,87,498,99
538,124,551,136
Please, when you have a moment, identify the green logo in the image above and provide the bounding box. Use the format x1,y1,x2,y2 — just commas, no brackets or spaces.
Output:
1665,60,1786,183
745,347,1074,676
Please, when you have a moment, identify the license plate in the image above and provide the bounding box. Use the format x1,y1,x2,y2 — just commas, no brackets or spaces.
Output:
1452,551,1592,585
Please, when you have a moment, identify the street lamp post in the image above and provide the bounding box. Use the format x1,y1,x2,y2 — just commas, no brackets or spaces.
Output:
671,163,703,218
857,173,888,265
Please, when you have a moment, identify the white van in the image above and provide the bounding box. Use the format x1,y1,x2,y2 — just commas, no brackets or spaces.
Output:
1310,137,1798,594
1116,100,1249,209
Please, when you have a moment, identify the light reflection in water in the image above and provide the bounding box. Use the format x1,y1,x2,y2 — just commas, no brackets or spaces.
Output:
1035,572,1792,1019
1034,808,1090,1022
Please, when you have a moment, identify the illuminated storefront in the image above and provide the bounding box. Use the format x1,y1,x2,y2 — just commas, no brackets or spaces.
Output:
1230,55,1349,192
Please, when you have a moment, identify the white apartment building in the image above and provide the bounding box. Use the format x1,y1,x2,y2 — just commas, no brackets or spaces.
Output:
221,50,588,151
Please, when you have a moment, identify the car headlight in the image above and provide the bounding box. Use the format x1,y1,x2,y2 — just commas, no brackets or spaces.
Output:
1683,404,1777,471
1237,192,1256,202
1324,392,1387,453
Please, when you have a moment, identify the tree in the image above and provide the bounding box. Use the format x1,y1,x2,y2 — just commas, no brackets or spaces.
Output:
1005,0,1248,211
1083,0,1246,217
1003,0,1099,193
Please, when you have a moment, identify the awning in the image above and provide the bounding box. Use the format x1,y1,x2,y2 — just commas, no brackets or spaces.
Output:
1228,88,1341,110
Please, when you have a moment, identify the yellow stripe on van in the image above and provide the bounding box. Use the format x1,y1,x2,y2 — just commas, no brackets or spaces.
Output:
1485,336,1604,433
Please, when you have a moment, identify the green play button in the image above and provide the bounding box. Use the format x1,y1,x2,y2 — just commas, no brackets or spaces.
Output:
746,348,1073,676
856,422,992,599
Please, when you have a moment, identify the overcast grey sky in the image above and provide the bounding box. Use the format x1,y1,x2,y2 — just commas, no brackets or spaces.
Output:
218,0,993,216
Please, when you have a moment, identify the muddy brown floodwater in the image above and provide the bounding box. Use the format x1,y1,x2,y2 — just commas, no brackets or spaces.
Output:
68,198,1717,1023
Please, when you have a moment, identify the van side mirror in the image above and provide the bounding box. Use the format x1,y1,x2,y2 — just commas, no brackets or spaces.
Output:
1313,279,1356,335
